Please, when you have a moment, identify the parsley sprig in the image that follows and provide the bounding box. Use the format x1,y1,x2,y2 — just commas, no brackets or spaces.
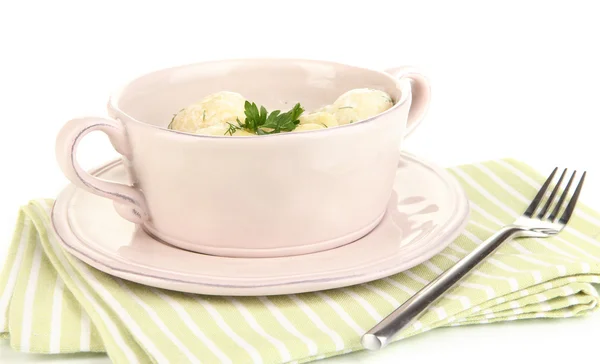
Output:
226,101,304,136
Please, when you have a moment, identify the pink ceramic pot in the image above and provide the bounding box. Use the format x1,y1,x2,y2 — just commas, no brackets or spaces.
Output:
55,59,430,257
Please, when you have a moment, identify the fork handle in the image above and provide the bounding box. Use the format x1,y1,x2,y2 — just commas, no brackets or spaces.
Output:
362,225,522,350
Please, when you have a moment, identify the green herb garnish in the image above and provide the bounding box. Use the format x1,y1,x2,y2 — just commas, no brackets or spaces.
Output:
337,106,354,110
225,122,241,136
167,109,185,129
235,101,304,135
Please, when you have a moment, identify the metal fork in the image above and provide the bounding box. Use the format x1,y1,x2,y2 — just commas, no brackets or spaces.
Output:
362,167,587,350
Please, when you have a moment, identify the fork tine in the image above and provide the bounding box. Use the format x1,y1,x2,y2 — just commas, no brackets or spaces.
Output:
548,171,576,221
524,167,557,217
537,168,567,219
558,171,586,225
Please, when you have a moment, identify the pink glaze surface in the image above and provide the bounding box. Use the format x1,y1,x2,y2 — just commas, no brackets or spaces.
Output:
51,153,469,296
55,59,431,257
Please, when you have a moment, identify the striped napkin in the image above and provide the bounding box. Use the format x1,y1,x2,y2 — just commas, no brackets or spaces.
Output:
1,159,600,364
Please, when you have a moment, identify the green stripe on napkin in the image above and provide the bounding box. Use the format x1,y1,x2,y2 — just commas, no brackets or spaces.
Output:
1,159,599,363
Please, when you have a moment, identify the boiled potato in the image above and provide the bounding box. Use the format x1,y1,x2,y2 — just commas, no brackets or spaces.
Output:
192,124,230,136
332,88,394,125
298,112,338,128
293,123,327,132
232,129,255,136
167,88,395,136
169,91,246,133
315,104,335,114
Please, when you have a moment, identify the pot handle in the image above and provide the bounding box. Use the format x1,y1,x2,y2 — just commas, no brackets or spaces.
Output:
385,67,431,137
55,117,149,223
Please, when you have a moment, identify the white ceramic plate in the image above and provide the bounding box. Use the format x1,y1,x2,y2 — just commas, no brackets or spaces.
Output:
51,153,469,296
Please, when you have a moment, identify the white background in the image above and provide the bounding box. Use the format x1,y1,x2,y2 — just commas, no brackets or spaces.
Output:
1,0,600,363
